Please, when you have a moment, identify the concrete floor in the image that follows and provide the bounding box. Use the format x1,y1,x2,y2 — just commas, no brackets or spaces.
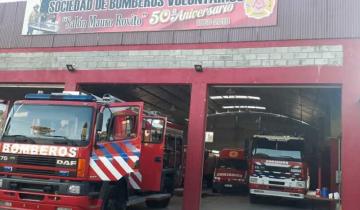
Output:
129,195,312,210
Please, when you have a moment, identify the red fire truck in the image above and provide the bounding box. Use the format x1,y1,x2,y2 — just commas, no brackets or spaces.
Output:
248,135,309,202
212,148,248,193
0,92,184,210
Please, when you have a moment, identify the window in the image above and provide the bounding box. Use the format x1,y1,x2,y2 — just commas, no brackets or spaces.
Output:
98,108,111,142
111,115,137,140
98,106,139,142
0,103,7,133
142,118,164,143
3,104,93,145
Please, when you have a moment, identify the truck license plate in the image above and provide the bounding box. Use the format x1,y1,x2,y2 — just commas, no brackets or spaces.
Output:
224,184,233,188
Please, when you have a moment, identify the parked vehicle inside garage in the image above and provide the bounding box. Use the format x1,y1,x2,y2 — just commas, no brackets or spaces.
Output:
212,148,248,193
248,135,309,202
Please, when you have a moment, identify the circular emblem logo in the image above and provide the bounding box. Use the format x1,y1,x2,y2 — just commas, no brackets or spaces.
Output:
244,0,276,19
229,151,239,158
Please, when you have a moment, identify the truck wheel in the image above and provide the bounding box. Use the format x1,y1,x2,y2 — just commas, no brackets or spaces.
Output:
145,197,171,208
101,186,126,210
249,194,259,204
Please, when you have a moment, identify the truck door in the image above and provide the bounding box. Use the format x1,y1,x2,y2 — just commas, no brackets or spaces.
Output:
140,116,167,191
0,100,9,133
90,102,144,189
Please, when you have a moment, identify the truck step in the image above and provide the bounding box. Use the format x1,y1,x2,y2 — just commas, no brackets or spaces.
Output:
127,196,146,206
146,193,171,201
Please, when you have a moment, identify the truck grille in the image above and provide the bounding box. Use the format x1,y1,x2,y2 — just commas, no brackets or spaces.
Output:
13,168,57,176
16,155,57,167
255,166,299,179
264,166,290,174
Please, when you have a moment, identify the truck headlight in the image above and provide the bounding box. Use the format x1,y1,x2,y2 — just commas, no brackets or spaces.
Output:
68,185,81,194
291,168,302,173
249,177,258,183
296,182,305,188
0,179,3,188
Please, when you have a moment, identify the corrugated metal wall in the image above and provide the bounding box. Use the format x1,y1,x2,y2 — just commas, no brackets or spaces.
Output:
0,0,359,48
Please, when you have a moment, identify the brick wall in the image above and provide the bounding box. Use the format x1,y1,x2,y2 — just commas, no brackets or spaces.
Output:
0,45,343,71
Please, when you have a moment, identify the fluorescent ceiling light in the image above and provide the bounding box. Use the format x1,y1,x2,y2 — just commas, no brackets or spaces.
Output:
211,150,220,154
222,105,266,110
210,95,261,100
207,111,311,126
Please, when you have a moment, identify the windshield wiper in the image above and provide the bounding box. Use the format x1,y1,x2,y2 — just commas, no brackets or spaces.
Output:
278,156,301,161
41,135,78,146
253,153,270,158
2,135,37,144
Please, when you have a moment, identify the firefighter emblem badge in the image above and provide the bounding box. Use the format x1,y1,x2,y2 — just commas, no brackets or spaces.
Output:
229,151,239,158
244,0,276,19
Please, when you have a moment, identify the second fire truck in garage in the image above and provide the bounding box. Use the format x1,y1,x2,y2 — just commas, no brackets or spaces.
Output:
0,92,184,210
212,148,248,193
248,135,309,202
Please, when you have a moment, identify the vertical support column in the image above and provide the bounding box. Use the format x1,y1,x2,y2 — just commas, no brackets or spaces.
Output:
341,81,360,209
341,42,360,210
182,82,208,210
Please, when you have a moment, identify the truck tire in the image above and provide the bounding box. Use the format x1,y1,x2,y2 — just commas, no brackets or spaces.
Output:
249,194,259,204
101,185,126,210
145,197,171,208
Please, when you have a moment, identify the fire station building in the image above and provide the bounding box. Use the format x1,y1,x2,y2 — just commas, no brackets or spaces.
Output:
0,0,359,209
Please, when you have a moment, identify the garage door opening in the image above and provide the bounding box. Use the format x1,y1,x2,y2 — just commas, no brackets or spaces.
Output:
203,86,341,210
80,84,191,210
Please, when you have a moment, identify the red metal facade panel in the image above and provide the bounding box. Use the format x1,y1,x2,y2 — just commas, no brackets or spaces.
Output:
327,0,360,38
200,29,229,43
30,35,54,48
52,34,76,47
97,33,123,46
9,3,32,48
74,33,98,47
122,32,149,45
0,3,17,48
173,30,201,44
147,31,174,45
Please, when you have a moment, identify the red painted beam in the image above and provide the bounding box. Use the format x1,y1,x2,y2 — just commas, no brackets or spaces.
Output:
0,66,343,85
183,82,208,210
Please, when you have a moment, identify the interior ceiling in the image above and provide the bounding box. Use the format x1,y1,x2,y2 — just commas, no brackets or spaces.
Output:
0,85,340,127
208,86,340,127
80,85,191,125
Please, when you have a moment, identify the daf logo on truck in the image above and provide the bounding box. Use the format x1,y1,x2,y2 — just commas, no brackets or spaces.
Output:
1,143,78,158
56,159,77,166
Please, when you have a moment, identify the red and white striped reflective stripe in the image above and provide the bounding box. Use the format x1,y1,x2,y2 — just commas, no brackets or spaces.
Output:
90,156,135,181
90,159,110,181
129,172,142,190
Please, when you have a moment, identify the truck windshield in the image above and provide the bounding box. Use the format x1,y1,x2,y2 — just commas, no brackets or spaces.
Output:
2,104,93,146
252,138,303,161
217,159,247,170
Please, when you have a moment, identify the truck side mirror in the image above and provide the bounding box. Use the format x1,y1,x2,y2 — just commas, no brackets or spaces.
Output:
95,112,103,143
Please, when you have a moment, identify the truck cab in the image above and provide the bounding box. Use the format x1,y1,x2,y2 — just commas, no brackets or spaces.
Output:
0,92,182,210
248,135,309,202
212,148,248,193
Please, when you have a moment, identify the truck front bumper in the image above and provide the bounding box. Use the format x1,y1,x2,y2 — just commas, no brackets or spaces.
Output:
250,188,304,199
213,181,247,192
0,177,102,210
0,189,101,210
